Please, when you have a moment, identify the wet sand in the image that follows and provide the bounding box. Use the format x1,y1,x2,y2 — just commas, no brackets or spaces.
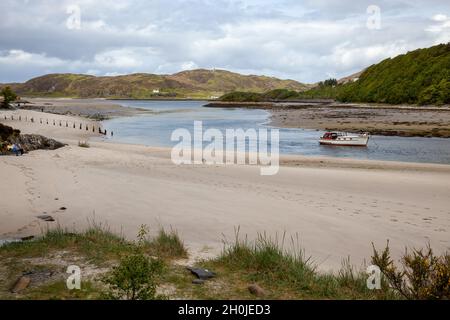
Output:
206,101,450,138
19,98,151,119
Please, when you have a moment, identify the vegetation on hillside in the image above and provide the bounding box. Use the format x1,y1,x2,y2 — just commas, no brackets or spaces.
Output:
220,81,338,102
337,43,450,105
2,69,308,99
220,43,450,105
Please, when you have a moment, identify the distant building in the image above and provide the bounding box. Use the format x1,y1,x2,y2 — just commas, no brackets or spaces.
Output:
153,89,160,94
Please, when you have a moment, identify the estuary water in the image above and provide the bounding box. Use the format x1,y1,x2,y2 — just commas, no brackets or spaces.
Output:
101,100,450,164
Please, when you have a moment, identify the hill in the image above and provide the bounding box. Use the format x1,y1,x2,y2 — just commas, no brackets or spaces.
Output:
219,43,450,105
1,69,309,99
337,43,450,105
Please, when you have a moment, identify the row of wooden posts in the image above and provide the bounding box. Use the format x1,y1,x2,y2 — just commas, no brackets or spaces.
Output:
4,115,113,137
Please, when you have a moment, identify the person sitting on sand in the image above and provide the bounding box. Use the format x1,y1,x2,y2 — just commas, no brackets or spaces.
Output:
10,144,24,156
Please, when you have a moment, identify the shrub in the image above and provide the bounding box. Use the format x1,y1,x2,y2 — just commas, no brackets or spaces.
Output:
1,86,17,108
371,241,450,300
78,141,90,148
101,225,165,300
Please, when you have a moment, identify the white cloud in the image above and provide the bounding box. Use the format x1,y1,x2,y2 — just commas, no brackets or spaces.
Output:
432,14,448,22
0,0,449,83
0,50,66,67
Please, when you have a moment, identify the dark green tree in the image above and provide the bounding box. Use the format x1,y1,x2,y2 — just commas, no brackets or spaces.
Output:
1,86,18,108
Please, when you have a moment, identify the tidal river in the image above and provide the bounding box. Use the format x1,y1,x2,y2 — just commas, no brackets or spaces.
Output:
101,100,450,165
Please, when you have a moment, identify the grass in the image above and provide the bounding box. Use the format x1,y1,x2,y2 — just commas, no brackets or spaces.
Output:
146,227,188,259
0,224,132,265
3,225,443,300
78,141,90,148
0,224,190,300
23,280,102,300
200,230,399,300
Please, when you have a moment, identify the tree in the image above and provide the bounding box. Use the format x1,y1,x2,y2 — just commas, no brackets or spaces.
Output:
1,86,18,108
323,78,338,87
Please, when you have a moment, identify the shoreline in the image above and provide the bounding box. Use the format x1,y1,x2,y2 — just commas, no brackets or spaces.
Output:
18,97,151,120
1,109,450,272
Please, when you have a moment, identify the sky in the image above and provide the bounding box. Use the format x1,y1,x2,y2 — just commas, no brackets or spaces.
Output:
0,0,449,83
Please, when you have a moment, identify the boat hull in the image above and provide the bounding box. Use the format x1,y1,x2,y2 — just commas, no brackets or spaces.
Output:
319,136,369,147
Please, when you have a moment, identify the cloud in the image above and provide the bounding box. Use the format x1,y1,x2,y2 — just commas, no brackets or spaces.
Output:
0,0,449,83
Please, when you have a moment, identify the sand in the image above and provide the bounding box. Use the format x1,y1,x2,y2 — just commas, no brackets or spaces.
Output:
18,98,150,119
1,109,450,272
269,105,450,138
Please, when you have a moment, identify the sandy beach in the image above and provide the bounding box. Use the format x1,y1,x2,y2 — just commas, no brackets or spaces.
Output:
1,109,450,272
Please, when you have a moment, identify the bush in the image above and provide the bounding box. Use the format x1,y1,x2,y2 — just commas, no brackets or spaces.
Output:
78,141,90,148
101,225,165,300
371,241,450,300
1,86,18,108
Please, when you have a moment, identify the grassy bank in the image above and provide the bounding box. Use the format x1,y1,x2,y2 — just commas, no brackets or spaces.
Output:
0,226,448,300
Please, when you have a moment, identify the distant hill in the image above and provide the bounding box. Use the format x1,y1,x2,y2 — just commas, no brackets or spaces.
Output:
1,69,309,99
337,43,450,105
337,71,364,85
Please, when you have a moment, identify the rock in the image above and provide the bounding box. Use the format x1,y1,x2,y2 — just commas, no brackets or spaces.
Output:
187,267,216,280
192,279,205,285
248,284,266,297
11,276,31,293
59,207,67,211
37,215,55,222
21,236,35,241
8,134,66,153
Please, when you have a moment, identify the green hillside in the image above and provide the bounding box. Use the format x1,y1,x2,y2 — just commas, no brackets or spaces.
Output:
219,43,450,105
1,69,309,99
337,43,450,105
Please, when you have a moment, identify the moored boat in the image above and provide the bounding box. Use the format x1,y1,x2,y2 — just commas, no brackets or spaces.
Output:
319,132,370,147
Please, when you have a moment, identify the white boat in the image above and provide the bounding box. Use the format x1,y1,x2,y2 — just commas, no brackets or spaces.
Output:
319,132,370,147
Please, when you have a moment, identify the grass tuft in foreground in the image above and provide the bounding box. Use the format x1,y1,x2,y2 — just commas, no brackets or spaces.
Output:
147,227,188,259
205,229,397,299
